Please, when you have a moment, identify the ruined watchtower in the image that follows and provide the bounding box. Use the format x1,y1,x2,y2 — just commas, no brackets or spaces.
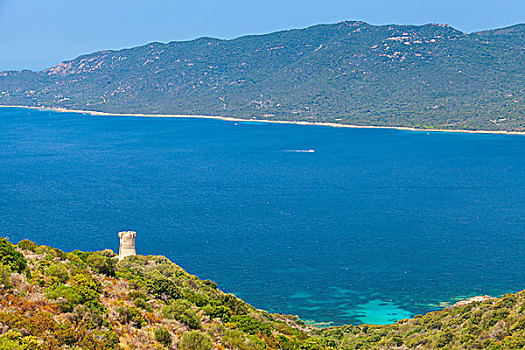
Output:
118,231,137,261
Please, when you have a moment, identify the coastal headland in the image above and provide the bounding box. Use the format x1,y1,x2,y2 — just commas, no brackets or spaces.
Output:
1,236,524,349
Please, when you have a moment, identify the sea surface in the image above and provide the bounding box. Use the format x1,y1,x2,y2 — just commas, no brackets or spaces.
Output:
1,107,525,326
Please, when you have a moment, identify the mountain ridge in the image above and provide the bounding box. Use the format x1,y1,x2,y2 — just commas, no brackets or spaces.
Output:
1,21,524,131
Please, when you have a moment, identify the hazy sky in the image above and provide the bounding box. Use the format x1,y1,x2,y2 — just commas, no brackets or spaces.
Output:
1,0,524,71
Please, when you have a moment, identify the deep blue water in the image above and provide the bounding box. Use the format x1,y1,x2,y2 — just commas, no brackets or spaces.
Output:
1,107,524,326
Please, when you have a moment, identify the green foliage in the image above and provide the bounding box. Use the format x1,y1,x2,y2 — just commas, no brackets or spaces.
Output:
230,315,270,335
46,285,83,312
203,279,218,289
117,306,146,328
44,263,69,283
185,292,211,307
86,252,116,277
179,331,212,350
0,238,29,276
220,293,251,315
154,327,172,347
16,239,37,252
69,305,105,329
0,330,42,350
163,299,201,329
146,275,183,300
0,264,11,288
224,329,267,350
46,273,103,312
69,273,103,309
133,298,153,312
202,304,232,321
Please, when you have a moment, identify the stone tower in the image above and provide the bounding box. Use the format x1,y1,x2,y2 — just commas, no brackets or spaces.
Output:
118,231,137,261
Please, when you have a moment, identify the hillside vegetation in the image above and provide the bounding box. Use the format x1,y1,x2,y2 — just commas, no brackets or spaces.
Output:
0,237,524,349
1,21,524,131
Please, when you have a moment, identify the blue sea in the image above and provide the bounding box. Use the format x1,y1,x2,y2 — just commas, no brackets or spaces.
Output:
1,107,524,326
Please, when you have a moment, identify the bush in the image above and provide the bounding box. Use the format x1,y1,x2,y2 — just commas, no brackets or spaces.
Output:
246,335,267,350
86,253,116,277
230,315,269,335
202,304,232,321
129,290,148,300
203,279,218,289
163,300,201,329
42,246,67,260
117,306,146,328
154,327,172,347
46,285,83,312
0,264,11,288
0,330,42,350
223,329,246,349
179,331,212,350
69,305,104,329
185,292,211,307
133,298,153,312
146,276,182,300
0,238,29,277
45,264,69,283
69,273,103,309
220,294,250,315
47,273,103,312
16,239,37,252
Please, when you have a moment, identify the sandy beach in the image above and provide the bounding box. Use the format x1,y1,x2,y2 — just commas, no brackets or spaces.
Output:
1,104,524,136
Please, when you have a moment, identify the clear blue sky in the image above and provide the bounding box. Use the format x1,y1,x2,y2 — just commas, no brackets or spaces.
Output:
1,0,524,71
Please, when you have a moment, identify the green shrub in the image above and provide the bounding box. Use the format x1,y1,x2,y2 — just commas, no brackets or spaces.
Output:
223,330,266,350
133,298,153,312
163,300,201,329
69,305,105,329
154,327,172,347
223,329,245,349
0,264,11,288
45,264,69,283
46,273,104,312
42,246,67,260
230,315,269,335
0,238,29,277
69,273,103,309
0,330,42,350
179,331,212,350
202,304,232,321
46,285,83,312
86,253,116,277
117,306,146,328
203,279,218,289
185,292,211,307
246,335,267,350
129,290,148,300
16,239,37,252
146,276,182,300
219,293,250,315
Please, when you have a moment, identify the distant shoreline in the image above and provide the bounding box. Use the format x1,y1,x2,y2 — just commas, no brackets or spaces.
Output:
2,105,524,136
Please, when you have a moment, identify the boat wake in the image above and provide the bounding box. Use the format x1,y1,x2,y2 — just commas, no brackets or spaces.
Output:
282,149,315,153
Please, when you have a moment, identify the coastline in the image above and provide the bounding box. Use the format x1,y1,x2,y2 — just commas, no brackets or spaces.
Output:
2,104,524,136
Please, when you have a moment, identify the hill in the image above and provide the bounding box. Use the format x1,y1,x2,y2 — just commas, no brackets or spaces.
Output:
1,21,525,131
0,237,524,349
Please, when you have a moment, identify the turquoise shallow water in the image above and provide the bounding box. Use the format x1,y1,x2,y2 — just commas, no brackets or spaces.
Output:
1,107,525,325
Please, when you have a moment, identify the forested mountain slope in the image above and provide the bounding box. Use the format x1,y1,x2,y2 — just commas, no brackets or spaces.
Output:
1,21,524,131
